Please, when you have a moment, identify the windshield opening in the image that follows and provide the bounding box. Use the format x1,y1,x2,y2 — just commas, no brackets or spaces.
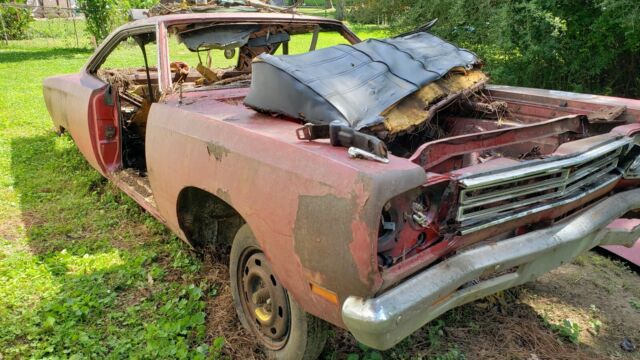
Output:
166,22,353,92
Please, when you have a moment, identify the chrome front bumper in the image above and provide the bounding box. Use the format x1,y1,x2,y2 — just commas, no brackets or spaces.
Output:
342,188,640,350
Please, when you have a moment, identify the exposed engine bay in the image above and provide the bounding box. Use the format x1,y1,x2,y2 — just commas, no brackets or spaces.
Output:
374,95,632,271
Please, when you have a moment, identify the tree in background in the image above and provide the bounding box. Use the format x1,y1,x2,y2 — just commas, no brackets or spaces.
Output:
77,0,159,43
76,0,119,43
347,0,409,25
334,0,345,20
0,0,33,40
356,0,640,99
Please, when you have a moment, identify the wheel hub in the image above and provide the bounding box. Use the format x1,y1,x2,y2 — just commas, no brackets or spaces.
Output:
239,252,290,348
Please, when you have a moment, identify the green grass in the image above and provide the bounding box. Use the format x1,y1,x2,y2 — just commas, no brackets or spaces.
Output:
0,27,211,360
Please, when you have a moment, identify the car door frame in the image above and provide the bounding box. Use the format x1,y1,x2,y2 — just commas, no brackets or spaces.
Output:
83,24,164,174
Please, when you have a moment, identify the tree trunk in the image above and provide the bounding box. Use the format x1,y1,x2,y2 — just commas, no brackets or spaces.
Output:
324,0,333,9
335,0,345,20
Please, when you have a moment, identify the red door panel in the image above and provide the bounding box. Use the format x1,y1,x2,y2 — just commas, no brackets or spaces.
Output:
43,73,106,173
88,85,121,173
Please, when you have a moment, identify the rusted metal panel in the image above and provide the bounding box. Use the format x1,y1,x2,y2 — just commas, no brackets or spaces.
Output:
486,85,640,119
409,115,586,171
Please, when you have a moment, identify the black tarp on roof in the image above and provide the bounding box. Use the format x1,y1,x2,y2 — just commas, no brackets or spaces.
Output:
244,32,479,130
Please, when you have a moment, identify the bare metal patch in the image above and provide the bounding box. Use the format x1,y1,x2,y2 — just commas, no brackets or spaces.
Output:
294,194,369,298
216,188,232,205
207,142,230,161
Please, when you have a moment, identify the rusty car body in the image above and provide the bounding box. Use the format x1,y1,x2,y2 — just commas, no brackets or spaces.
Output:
43,10,640,358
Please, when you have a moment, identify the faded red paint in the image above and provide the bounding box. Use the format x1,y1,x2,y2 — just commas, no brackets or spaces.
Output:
88,88,121,173
44,74,105,173
145,89,425,326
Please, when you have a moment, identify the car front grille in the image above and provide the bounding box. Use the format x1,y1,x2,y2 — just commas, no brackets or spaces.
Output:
456,137,633,234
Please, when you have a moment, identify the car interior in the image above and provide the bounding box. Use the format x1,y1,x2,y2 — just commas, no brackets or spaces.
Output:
91,22,351,176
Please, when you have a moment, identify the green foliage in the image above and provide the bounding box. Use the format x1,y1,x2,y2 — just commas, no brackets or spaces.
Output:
0,2,33,40
348,0,410,25
76,0,122,42
124,0,160,8
544,317,581,344
589,319,602,335
348,343,383,360
142,285,208,359
76,0,159,42
301,0,329,6
365,0,640,99
434,347,466,360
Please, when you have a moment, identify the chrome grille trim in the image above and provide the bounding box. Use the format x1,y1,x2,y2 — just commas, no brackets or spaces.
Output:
457,137,633,234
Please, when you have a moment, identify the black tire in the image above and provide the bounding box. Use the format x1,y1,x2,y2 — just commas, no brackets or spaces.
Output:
229,224,329,360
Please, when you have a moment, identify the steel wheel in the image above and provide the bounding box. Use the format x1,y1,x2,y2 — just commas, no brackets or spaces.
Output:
230,224,329,360
237,250,291,349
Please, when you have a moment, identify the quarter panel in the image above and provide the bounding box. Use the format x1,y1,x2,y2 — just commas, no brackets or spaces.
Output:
145,95,425,327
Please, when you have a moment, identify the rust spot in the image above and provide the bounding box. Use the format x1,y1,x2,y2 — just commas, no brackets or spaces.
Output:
217,96,244,106
207,142,230,162
215,188,232,205
294,194,369,298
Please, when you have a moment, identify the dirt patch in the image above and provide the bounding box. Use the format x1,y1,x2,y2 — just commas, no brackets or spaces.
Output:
0,214,24,244
200,247,264,359
521,252,640,359
438,300,607,360
323,290,606,359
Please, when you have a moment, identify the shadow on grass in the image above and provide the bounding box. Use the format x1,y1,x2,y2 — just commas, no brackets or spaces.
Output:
6,133,224,358
0,47,92,64
5,133,210,357
10,133,109,256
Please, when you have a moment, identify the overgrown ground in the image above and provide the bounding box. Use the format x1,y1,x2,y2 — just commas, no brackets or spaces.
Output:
1,20,639,359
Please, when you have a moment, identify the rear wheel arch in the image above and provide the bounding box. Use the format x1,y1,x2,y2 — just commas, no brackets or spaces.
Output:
176,186,245,249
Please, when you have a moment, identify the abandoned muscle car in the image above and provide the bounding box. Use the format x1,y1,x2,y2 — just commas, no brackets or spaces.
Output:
43,9,640,360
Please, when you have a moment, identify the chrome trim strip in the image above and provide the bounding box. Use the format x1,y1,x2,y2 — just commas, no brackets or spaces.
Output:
456,137,631,233
458,155,621,222
459,137,631,188
459,174,620,235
